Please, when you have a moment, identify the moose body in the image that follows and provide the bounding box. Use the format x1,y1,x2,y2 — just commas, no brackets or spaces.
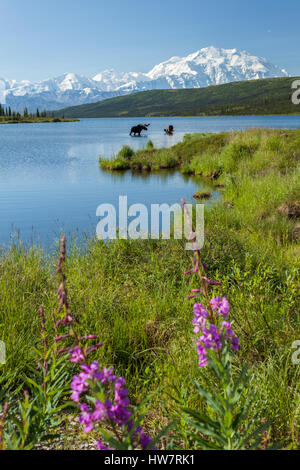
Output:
164,125,174,135
130,123,150,136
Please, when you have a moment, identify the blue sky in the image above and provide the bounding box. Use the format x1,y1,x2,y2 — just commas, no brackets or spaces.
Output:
1,0,299,81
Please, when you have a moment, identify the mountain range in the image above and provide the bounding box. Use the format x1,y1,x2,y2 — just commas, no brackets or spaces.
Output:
0,46,289,111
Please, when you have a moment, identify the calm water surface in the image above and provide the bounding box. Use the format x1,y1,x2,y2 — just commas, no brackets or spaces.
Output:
1,115,300,248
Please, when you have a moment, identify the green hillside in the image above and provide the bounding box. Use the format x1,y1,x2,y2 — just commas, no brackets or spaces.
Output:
54,76,300,118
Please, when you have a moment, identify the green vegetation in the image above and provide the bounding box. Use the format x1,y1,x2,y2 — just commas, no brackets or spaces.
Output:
55,76,300,118
146,139,155,150
0,117,79,124
117,144,135,160
0,129,299,448
193,189,211,199
99,144,179,171
0,104,78,124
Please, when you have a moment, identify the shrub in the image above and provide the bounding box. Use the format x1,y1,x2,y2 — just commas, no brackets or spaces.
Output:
146,140,155,150
117,145,135,160
180,162,193,174
190,152,222,177
157,150,178,169
99,157,130,171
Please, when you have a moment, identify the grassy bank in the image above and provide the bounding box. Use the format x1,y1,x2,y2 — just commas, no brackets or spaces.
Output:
0,116,79,124
99,141,179,171
1,129,299,448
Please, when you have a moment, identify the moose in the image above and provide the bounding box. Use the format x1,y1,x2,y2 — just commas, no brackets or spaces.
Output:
129,123,150,137
164,125,174,135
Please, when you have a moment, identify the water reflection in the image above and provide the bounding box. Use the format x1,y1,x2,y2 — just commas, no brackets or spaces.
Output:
1,115,299,248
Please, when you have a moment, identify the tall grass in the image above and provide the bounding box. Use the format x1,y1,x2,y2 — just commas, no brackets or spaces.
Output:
0,129,299,447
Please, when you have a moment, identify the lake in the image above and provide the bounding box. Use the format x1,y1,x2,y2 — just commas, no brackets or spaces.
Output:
1,115,300,249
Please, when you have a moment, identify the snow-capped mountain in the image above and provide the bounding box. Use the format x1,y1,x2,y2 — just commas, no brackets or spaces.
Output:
145,47,289,88
0,47,289,111
93,70,149,91
0,73,124,111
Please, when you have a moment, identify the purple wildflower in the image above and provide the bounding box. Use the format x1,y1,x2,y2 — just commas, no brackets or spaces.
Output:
69,346,85,363
70,361,103,402
97,440,114,450
139,429,154,450
196,342,208,368
199,324,222,351
202,277,221,286
193,297,239,367
79,403,94,433
93,400,109,421
222,321,239,351
99,366,116,385
71,361,155,449
211,296,230,319
193,303,208,333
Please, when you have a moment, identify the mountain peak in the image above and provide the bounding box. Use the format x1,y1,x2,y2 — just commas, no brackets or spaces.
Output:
1,46,289,110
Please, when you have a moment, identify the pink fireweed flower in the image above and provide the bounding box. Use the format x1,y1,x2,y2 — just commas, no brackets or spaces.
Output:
71,375,88,402
55,315,75,327
202,277,222,286
93,400,109,421
79,403,94,433
86,343,103,355
193,303,208,317
231,336,239,351
211,296,230,319
193,297,239,367
188,289,203,299
69,346,85,363
139,429,154,450
71,361,103,402
80,335,99,341
99,366,116,385
71,361,154,449
127,423,156,450
222,321,239,351
199,324,222,351
55,333,72,342
97,440,114,450
193,261,199,273
193,303,208,333
196,342,208,367
184,269,193,275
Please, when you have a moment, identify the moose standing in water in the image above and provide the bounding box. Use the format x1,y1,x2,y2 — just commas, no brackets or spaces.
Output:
129,123,150,137
164,125,174,135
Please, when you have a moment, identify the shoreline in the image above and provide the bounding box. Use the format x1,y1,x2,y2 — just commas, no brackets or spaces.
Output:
0,118,79,124
59,113,300,119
